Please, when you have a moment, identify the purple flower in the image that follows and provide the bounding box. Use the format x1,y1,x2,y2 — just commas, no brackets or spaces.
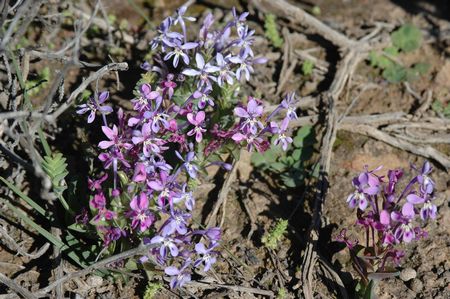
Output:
143,110,170,133
131,84,160,112
232,132,269,152
346,187,369,210
164,259,191,289
271,118,292,151
216,53,234,86
164,41,198,68
175,151,198,179
229,49,267,81
416,161,435,194
235,25,255,57
173,184,195,211
394,221,415,243
76,91,113,123
90,192,106,210
132,123,166,156
193,87,214,109
232,7,249,31
182,53,220,88
161,209,190,236
129,193,155,232
102,226,126,246
281,92,298,120
98,125,132,150
420,200,437,220
150,235,180,258
88,174,108,191
187,111,207,142
194,242,218,272
150,17,183,52
98,148,130,171
173,5,196,41
234,97,264,134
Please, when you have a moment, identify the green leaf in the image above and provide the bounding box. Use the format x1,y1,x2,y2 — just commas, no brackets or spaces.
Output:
0,177,50,220
270,162,286,172
292,148,302,161
382,64,407,83
293,125,312,147
302,60,315,76
363,279,377,299
391,24,422,52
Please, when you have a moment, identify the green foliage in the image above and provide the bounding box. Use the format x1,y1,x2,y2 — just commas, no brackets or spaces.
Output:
264,14,283,48
368,24,428,84
277,288,287,299
143,282,163,299
42,153,69,195
251,125,315,188
262,219,288,250
302,60,314,76
25,66,50,96
432,100,450,118
391,24,422,53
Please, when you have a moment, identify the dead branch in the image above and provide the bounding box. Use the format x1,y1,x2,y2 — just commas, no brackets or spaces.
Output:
0,273,37,299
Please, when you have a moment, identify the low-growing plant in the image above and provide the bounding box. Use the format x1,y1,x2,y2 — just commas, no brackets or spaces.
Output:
368,24,429,83
73,5,300,289
264,13,283,48
252,116,316,188
431,100,450,118
301,60,314,77
337,162,438,298
262,219,288,250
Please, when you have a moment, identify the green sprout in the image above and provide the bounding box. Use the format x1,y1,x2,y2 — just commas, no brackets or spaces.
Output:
264,13,283,48
262,219,288,250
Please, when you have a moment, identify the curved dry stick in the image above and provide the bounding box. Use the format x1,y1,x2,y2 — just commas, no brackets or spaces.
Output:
0,273,37,299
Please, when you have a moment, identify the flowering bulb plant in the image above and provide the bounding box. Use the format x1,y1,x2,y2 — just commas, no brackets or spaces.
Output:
337,161,438,297
76,5,299,289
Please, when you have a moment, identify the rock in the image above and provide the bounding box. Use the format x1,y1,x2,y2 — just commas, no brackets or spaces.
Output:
400,268,417,282
409,279,423,292
86,275,103,288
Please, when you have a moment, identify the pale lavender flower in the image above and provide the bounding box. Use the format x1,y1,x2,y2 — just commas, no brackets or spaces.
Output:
150,17,183,52
193,87,214,109
194,242,218,272
98,125,132,150
76,91,113,124
281,92,298,120
216,53,234,86
235,25,255,56
174,5,196,41
164,41,198,68
271,118,293,151
234,97,264,134
175,151,198,179
161,209,190,236
132,123,166,156
173,184,195,211
416,161,435,194
420,200,437,220
164,259,191,289
131,84,160,112
150,235,180,258
229,48,267,81
182,53,220,88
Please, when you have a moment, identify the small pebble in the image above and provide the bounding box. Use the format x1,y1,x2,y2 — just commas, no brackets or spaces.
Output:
86,275,103,287
400,268,417,282
409,278,423,292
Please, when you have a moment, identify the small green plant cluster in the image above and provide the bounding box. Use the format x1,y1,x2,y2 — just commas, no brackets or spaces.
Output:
143,282,163,299
432,100,450,118
252,125,315,188
301,60,314,77
25,66,50,96
264,13,283,48
262,219,288,250
369,24,429,83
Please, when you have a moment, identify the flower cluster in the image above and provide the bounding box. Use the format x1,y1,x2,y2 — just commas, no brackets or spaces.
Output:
77,5,299,289
338,161,438,285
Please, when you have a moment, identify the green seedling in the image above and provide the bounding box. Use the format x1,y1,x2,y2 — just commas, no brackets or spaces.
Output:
262,219,288,250
264,13,283,48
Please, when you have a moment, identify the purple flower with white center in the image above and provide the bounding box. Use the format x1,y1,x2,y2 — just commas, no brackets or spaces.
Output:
229,49,267,81
281,92,298,120
231,132,268,152
271,118,292,151
143,110,170,133
98,125,132,151
182,53,220,88
88,173,108,191
193,87,214,109
150,235,180,258
394,220,415,243
194,242,218,272
234,97,264,135
420,198,437,220
129,193,155,232
76,91,113,124
150,17,183,52
173,184,195,211
141,155,173,174
216,53,234,86
187,111,207,142
416,161,435,194
164,41,198,68
132,123,166,156
98,148,130,171
161,209,190,236
232,7,249,32
175,151,198,179
173,5,196,41
164,259,191,289
235,25,255,56
161,73,177,99
148,171,174,207
131,84,160,112
346,183,369,210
